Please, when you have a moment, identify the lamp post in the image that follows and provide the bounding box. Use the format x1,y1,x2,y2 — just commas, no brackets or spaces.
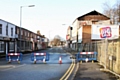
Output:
62,24,73,49
19,5,35,52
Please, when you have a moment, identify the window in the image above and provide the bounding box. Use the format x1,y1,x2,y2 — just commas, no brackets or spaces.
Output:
17,28,19,34
0,41,4,52
6,24,8,35
9,42,14,52
28,32,29,37
26,31,28,37
11,28,13,36
0,24,2,34
25,31,26,36
21,30,23,35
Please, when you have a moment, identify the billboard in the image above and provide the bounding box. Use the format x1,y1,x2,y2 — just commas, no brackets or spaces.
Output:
91,25,119,39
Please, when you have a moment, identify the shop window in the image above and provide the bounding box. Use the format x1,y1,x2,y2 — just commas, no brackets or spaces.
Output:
9,42,14,51
0,41,4,52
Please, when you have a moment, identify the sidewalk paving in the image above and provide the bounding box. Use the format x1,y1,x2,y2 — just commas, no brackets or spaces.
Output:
63,47,119,80
74,63,118,80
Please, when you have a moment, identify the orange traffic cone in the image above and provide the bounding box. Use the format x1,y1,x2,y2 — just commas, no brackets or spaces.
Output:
59,56,62,64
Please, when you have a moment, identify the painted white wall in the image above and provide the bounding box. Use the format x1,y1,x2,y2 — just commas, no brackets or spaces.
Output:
0,19,15,38
72,19,78,38
78,26,82,43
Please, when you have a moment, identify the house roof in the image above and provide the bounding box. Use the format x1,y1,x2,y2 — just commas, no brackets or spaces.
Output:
0,18,47,38
73,10,110,24
77,10,110,20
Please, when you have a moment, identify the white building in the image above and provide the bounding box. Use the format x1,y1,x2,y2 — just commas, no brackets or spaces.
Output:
0,19,16,54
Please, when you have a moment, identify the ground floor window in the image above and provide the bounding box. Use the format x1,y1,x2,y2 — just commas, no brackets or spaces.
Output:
25,41,29,49
9,42,14,52
30,42,32,50
0,41,4,52
21,41,24,50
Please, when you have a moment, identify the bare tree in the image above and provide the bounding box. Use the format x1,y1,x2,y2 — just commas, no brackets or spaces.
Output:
50,35,63,46
115,0,120,23
102,0,120,24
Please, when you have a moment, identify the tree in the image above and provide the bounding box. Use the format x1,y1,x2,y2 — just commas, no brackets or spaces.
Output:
50,35,64,46
37,30,41,35
102,0,120,24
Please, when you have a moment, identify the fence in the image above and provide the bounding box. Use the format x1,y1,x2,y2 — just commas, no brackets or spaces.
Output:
78,37,120,74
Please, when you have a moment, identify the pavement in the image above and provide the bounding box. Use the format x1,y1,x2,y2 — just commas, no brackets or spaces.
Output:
74,63,118,80
63,47,118,80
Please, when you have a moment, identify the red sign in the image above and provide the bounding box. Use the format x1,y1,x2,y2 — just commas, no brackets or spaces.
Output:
99,27,112,38
66,35,70,40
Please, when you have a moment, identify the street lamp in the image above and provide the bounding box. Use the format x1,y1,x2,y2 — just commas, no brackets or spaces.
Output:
19,5,35,52
62,24,73,49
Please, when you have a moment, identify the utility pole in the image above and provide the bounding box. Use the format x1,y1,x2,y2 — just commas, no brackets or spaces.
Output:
19,5,35,52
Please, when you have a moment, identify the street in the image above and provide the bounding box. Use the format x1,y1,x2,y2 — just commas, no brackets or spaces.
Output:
0,47,119,80
0,47,72,80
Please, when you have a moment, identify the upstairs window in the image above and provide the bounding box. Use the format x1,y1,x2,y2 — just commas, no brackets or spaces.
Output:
6,24,8,35
0,24,2,34
26,32,28,37
21,30,23,35
28,32,29,37
11,28,13,36
25,31,26,36
17,28,19,34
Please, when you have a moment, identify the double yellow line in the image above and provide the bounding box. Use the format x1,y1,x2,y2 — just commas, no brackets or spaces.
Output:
60,59,75,80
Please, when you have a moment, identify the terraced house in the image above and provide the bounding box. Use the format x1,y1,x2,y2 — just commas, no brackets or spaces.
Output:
0,19,16,54
0,19,48,55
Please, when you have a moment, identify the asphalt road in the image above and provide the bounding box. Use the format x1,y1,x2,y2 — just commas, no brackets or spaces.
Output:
0,47,72,80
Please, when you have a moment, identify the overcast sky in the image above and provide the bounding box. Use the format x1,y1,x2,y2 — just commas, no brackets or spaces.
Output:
0,0,116,40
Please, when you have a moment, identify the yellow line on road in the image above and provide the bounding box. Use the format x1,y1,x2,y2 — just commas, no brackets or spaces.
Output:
60,59,75,80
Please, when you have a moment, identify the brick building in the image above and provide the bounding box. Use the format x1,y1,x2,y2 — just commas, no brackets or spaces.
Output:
67,10,111,51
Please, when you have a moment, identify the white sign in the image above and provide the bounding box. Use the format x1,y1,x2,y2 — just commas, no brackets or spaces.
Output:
91,25,119,40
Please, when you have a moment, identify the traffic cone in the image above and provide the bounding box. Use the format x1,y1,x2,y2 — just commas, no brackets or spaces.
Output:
59,56,62,64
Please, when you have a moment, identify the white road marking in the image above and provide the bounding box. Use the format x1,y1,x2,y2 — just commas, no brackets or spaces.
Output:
1,64,26,71
0,65,13,68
